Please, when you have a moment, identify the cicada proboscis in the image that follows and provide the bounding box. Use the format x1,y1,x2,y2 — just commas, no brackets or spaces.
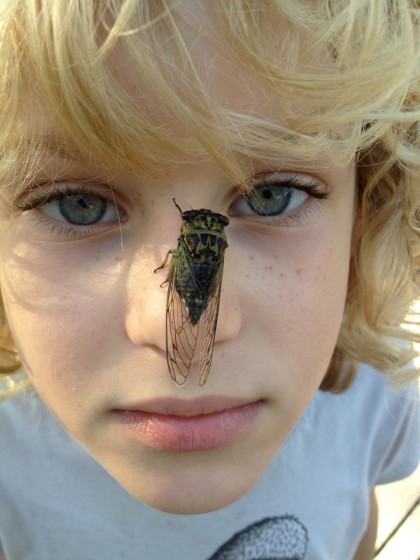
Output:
155,199,229,386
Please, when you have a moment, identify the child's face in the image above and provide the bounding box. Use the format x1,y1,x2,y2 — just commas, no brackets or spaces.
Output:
0,2,356,514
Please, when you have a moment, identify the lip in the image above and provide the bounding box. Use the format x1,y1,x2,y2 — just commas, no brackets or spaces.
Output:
114,398,263,452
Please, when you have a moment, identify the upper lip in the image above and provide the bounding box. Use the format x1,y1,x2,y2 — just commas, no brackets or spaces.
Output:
115,396,262,417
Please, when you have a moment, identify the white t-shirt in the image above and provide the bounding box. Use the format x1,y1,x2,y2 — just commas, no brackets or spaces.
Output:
0,365,418,560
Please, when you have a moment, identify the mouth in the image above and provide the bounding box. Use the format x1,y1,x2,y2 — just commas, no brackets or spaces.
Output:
113,398,264,452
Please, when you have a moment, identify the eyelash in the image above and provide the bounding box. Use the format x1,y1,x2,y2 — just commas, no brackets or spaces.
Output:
14,183,124,239
14,172,330,241
229,173,330,226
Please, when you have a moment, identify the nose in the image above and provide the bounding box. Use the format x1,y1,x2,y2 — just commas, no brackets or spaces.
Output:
124,241,241,363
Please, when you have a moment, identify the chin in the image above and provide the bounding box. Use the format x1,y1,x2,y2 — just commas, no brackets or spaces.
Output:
100,445,274,515
120,473,259,515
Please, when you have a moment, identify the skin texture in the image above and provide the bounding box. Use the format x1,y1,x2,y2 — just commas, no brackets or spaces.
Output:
0,3,356,515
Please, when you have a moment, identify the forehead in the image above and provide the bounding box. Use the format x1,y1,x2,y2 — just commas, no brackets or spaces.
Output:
9,0,351,183
110,1,310,123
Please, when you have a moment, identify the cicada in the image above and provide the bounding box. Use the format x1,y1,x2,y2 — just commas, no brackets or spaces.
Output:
155,199,229,386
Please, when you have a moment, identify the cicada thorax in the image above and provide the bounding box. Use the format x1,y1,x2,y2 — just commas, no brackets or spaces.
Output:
175,211,228,326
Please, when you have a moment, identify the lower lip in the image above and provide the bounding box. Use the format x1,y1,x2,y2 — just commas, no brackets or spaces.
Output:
115,402,262,452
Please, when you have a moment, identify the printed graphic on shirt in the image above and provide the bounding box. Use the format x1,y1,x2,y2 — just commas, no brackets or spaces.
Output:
208,516,308,559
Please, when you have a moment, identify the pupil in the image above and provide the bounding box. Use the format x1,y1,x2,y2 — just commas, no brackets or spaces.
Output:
247,185,292,216
78,196,91,209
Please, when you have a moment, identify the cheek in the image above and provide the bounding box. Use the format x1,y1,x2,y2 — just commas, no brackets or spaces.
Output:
0,239,125,389
233,231,351,384
280,245,348,333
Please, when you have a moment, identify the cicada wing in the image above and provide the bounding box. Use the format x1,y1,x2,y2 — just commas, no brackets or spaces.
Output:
197,261,224,386
166,249,225,386
166,248,202,385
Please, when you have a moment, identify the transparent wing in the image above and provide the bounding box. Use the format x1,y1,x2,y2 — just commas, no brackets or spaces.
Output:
166,249,224,386
197,262,224,386
166,248,201,385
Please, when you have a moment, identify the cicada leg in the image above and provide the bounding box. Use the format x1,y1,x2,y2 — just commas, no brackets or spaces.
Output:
154,249,176,288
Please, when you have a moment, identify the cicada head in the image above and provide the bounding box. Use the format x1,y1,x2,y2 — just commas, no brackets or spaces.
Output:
181,209,229,235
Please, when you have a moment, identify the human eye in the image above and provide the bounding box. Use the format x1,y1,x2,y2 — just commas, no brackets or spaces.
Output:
15,182,125,238
229,172,329,224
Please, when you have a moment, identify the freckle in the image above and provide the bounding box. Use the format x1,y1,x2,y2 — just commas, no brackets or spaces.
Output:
265,265,273,271
249,255,255,260
296,269,302,276
114,255,123,262
245,274,249,279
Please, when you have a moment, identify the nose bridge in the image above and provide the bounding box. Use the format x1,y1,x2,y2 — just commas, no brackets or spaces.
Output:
123,197,186,349
124,242,168,350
